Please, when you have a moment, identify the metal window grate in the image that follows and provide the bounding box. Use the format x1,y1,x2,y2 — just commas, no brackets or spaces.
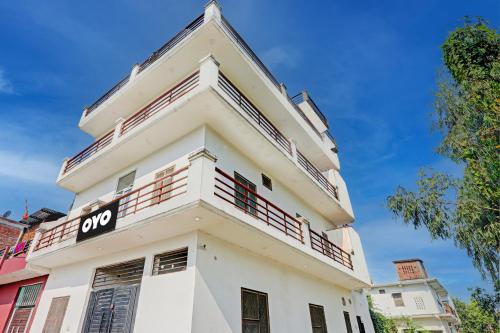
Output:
152,248,188,275
92,258,145,289
15,283,42,308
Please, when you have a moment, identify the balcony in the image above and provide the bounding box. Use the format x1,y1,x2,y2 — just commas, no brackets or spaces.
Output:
58,56,353,222
31,150,368,288
0,240,48,284
78,3,338,173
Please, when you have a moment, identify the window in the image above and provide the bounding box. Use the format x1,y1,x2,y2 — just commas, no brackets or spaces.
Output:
392,293,404,307
379,289,386,294
414,296,425,310
309,304,328,333
116,171,136,194
241,288,270,333
152,248,188,275
152,166,175,205
5,283,43,333
42,296,70,333
115,170,136,217
234,172,257,216
261,174,272,190
356,316,366,333
343,311,353,333
92,258,145,288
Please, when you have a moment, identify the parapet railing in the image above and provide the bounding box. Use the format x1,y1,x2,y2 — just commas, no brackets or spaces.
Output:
218,73,292,154
84,14,204,116
214,167,303,243
297,151,338,200
35,166,189,251
64,130,114,173
309,228,352,270
120,71,200,135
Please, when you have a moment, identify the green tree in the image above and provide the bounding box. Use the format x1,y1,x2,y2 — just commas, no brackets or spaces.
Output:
387,18,500,282
454,288,498,333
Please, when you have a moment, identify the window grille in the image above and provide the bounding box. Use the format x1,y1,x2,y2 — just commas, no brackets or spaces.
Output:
152,248,188,275
392,293,405,307
92,258,145,289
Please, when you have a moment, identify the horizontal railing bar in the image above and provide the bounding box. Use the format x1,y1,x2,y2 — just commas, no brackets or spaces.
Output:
35,166,189,251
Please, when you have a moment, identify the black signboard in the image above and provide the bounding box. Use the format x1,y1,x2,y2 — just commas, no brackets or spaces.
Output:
76,201,119,242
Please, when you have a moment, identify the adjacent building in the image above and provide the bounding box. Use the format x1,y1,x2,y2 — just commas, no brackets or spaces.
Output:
26,2,375,332
367,259,460,333
0,208,65,333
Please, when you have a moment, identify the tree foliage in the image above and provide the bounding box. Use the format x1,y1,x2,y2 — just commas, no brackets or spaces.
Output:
368,296,398,333
454,287,498,333
387,18,500,281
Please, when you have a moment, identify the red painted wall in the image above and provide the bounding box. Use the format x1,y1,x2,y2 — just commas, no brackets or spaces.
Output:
0,275,48,332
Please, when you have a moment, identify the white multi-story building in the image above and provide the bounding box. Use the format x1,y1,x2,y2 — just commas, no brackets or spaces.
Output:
367,259,460,333
26,2,375,332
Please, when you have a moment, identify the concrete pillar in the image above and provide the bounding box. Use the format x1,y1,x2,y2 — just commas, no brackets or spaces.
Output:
198,54,220,90
130,63,140,82
187,148,218,204
204,0,221,23
113,117,125,140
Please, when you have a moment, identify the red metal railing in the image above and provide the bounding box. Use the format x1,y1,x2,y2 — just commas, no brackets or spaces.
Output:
120,71,200,135
309,228,353,270
35,166,189,251
218,73,292,154
214,167,303,243
64,130,114,173
297,151,339,200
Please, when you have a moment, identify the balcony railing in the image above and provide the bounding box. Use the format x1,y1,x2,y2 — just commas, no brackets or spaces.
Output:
0,240,33,259
64,130,114,173
218,72,292,154
291,92,328,128
120,71,200,136
309,228,352,270
35,166,189,251
297,151,338,200
138,14,204,73
84,14,204,117
221,16,280,89
215,167,303,243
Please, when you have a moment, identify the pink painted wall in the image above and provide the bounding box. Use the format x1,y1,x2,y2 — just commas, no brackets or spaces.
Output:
0,275,48,332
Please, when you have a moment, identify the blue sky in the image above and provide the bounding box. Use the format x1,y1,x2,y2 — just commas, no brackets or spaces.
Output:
0,0,497,299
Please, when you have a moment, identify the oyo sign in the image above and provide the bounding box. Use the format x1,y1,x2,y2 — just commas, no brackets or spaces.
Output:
76,201,119,242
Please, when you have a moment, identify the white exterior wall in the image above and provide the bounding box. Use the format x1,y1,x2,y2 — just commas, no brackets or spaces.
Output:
68,127,206,220
370,283,440,317
62,125,347,242
204,126,333,232
368,283,453,333
192,232,373,333
29,233,198,333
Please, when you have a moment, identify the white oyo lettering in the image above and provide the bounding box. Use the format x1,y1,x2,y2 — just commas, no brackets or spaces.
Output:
100,210,111,226
91,213,102,230
82,218,92,233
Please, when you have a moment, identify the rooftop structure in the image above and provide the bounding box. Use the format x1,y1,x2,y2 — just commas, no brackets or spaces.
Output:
367,259,460,333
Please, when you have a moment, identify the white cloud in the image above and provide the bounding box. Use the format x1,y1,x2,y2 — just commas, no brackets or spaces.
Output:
262,46,301,69
0,150,60,184
0,69,14,94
